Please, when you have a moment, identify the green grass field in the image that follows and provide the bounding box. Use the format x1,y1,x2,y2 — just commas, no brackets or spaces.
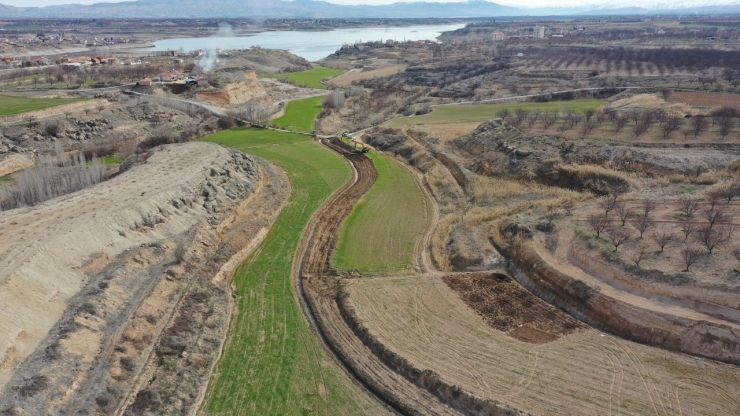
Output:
199,128,387,415
102,156,124,165
388,99,604,127
0,95,85,117
334,150,432,274
262,66,344,89
272,96,323,133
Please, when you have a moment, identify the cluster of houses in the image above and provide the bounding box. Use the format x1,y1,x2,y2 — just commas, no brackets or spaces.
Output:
137,70,208,86
491,26,551,41
340,38,430,53
0,53,146,69
58,56,142,69
0,33,133,46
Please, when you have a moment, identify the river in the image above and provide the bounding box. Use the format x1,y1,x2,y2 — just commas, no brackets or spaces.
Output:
146,24,465,62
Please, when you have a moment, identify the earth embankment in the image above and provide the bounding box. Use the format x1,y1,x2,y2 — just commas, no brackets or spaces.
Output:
492,228,740,366
0,142,289,415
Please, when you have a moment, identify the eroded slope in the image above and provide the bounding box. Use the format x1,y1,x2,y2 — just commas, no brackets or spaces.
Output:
0,142,290,415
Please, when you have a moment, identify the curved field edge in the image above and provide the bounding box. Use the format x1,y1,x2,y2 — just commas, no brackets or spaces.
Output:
334,150,432,274
272,96,323,133
198,128,388,415
261,66,344,89
388,98,604,127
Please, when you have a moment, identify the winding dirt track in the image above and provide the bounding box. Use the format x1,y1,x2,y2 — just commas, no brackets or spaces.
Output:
295,137,461,416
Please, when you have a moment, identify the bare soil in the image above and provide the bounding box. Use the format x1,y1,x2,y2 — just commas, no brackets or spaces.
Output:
330,64,407,87
442,272,586,344
672,91,740,109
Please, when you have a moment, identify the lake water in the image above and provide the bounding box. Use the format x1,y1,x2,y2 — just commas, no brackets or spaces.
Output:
146,24,465,62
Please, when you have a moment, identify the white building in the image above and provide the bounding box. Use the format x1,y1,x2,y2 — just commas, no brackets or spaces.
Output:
533,26,545,39
492,31,505,41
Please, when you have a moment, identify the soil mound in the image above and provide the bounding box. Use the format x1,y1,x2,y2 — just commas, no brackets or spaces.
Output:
196,71,267,106
442,273,586,343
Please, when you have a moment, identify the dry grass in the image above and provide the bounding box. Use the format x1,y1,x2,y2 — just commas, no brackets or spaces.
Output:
429,174,590,270
467,176,582,206
346,275,740,416
431,214,459,271
559,163,637,190
404,123,483,144
330,64,407,87
609,93,667,109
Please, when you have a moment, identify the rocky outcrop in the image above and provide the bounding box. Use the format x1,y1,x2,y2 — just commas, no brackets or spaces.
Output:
0,142,266,414
196,71,267,107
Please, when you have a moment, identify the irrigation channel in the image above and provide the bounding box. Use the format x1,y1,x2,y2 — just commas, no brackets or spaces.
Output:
294,137,472,415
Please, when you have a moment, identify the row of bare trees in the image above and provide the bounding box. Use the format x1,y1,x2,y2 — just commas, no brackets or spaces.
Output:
499,105,740,140
585,195,740,271
528,46,740,76
0,147,110,211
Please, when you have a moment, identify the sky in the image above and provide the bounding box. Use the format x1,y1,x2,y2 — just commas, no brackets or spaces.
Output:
0,0,734,10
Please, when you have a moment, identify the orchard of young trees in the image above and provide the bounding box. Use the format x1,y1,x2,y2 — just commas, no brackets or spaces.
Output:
583,194,740,273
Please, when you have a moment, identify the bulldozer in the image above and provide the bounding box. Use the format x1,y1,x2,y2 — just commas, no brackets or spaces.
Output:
350,137,371,153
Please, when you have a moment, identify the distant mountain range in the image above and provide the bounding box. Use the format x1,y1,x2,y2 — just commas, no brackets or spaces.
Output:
1,0,740,18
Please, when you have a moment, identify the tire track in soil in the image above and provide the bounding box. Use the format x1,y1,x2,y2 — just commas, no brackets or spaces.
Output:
414,284,494,397
674,377,740,411
580,342,620,416
621,340,669,416
610,338,661,416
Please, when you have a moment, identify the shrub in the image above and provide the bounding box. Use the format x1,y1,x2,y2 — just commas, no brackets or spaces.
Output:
415,105,433,115
120,357,135,372
323,90,345,109
217,116,236,130
137,134,176,151
18,375,49,398
43,120,63,137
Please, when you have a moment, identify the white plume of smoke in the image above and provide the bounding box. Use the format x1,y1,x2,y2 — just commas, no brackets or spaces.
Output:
196,23,234,73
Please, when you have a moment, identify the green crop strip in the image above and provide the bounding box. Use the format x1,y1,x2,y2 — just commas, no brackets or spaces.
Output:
334,150,431,274
0,95,86,116
199,127,387,415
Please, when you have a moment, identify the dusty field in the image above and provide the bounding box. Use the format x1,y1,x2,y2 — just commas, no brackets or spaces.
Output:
347,275,740,416
672,91,740,109
401,122,482,144
0,142,286,415
330,64,407,87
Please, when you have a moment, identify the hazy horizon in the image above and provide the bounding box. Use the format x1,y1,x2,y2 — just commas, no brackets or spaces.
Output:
1,0,738,11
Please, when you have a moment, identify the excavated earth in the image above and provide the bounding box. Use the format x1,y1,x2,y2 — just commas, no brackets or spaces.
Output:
0,141,290,415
